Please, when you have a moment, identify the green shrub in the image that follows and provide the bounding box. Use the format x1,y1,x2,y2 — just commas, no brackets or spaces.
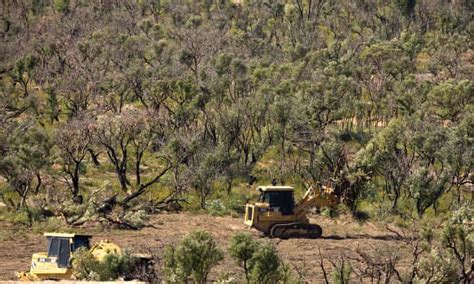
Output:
320,206,339,218
228,232,289,283
414,205,472,283
331,258,352,284
122,210,149,228
99,253,135,281
72,247,135,281
163,230,224,283
416,249,459,283
207,194,247,217
0,210,30,225
247,242,283,283
53,0,69,13
0,228,14,241
208,199,228,217
223,193,248,215
72,247,98,280
31,217,63,234
163,245,184,282
229,232,259,282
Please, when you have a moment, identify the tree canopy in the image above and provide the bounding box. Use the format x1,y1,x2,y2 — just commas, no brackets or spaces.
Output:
0,0,472,219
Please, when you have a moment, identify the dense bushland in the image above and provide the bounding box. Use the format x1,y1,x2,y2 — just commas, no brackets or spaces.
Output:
0,1,472,228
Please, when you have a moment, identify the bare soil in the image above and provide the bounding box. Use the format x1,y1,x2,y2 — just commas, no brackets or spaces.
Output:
0,213,411,282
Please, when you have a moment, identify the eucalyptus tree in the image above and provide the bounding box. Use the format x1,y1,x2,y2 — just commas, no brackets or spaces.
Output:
55,116,93,201
409,116,473,216
0,122,51,210
356,119,416,211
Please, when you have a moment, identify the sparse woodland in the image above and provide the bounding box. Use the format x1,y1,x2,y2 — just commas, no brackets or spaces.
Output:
0,0,472,282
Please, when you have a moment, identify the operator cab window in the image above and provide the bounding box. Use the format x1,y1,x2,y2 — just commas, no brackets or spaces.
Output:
72,236,91,252
47,237,60,257
261,191,295,215
47,237,72,268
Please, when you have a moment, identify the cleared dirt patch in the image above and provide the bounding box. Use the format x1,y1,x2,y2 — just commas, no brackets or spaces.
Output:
0,213,410,282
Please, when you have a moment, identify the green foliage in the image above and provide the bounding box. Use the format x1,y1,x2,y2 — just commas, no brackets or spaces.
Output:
0,207,30,225
98,253,135,281
0,122,51,210
331,258,353,284
72,247,98,280
247,242,283,283
72,248,135,281
415,205,473,282
416,248,460,283
163,230,224,283
122,210,149,228
31,217,63,234
229,232,258,282
320,206,340,219
427,80,473,122
228,232,287,283
0,1,472,281
0,0,472,230
12,55,37,83
207,192,248,217
207,199,227,217
53,0,69,13
45,86,60,123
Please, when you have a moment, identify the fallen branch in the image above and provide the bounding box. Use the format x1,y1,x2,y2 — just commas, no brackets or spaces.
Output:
101,214,139,230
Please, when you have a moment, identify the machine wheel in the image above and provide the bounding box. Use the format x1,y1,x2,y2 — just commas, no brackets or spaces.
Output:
269,224,288,239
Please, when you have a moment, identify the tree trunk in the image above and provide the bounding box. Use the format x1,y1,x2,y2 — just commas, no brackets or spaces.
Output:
391,190,399,212
117,168,129,191
18,186,29,211
135,150,144,187
88,148,101,166
34,172,42,195
71,162,81,198
200,188,208,209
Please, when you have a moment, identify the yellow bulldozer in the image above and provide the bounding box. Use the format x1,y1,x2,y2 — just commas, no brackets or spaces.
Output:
16,232,149,281
244,185,339,238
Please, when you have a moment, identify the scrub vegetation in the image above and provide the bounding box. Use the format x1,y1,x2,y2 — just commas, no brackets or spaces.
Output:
0,0,472,282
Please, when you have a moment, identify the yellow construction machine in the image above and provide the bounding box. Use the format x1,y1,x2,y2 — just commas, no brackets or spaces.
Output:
16,232,133,281
244,185,339,238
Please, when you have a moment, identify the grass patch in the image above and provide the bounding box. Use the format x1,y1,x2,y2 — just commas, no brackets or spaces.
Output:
31,217,65,234
0,207,30,225
0,228,16,241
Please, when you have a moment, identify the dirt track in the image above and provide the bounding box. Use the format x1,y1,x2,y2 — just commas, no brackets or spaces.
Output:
0,213,410,282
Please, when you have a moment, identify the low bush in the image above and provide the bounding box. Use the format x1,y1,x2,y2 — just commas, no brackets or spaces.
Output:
229,232,259,282
415,204,472,283
72,247,135,281
31,217,64,234
0,208,30,225
122,209,149,228
229,232,289,283
207,199,228,217
163,230,224,283
207,193,248,217
247,242,283,283
331,257,353,284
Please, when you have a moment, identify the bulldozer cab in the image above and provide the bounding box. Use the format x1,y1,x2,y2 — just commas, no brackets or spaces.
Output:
17,233,93,280
257,186,295,215
245,186,297,233
45,233,91,268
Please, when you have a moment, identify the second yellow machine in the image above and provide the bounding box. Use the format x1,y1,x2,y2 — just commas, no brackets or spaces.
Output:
17,232,149,281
